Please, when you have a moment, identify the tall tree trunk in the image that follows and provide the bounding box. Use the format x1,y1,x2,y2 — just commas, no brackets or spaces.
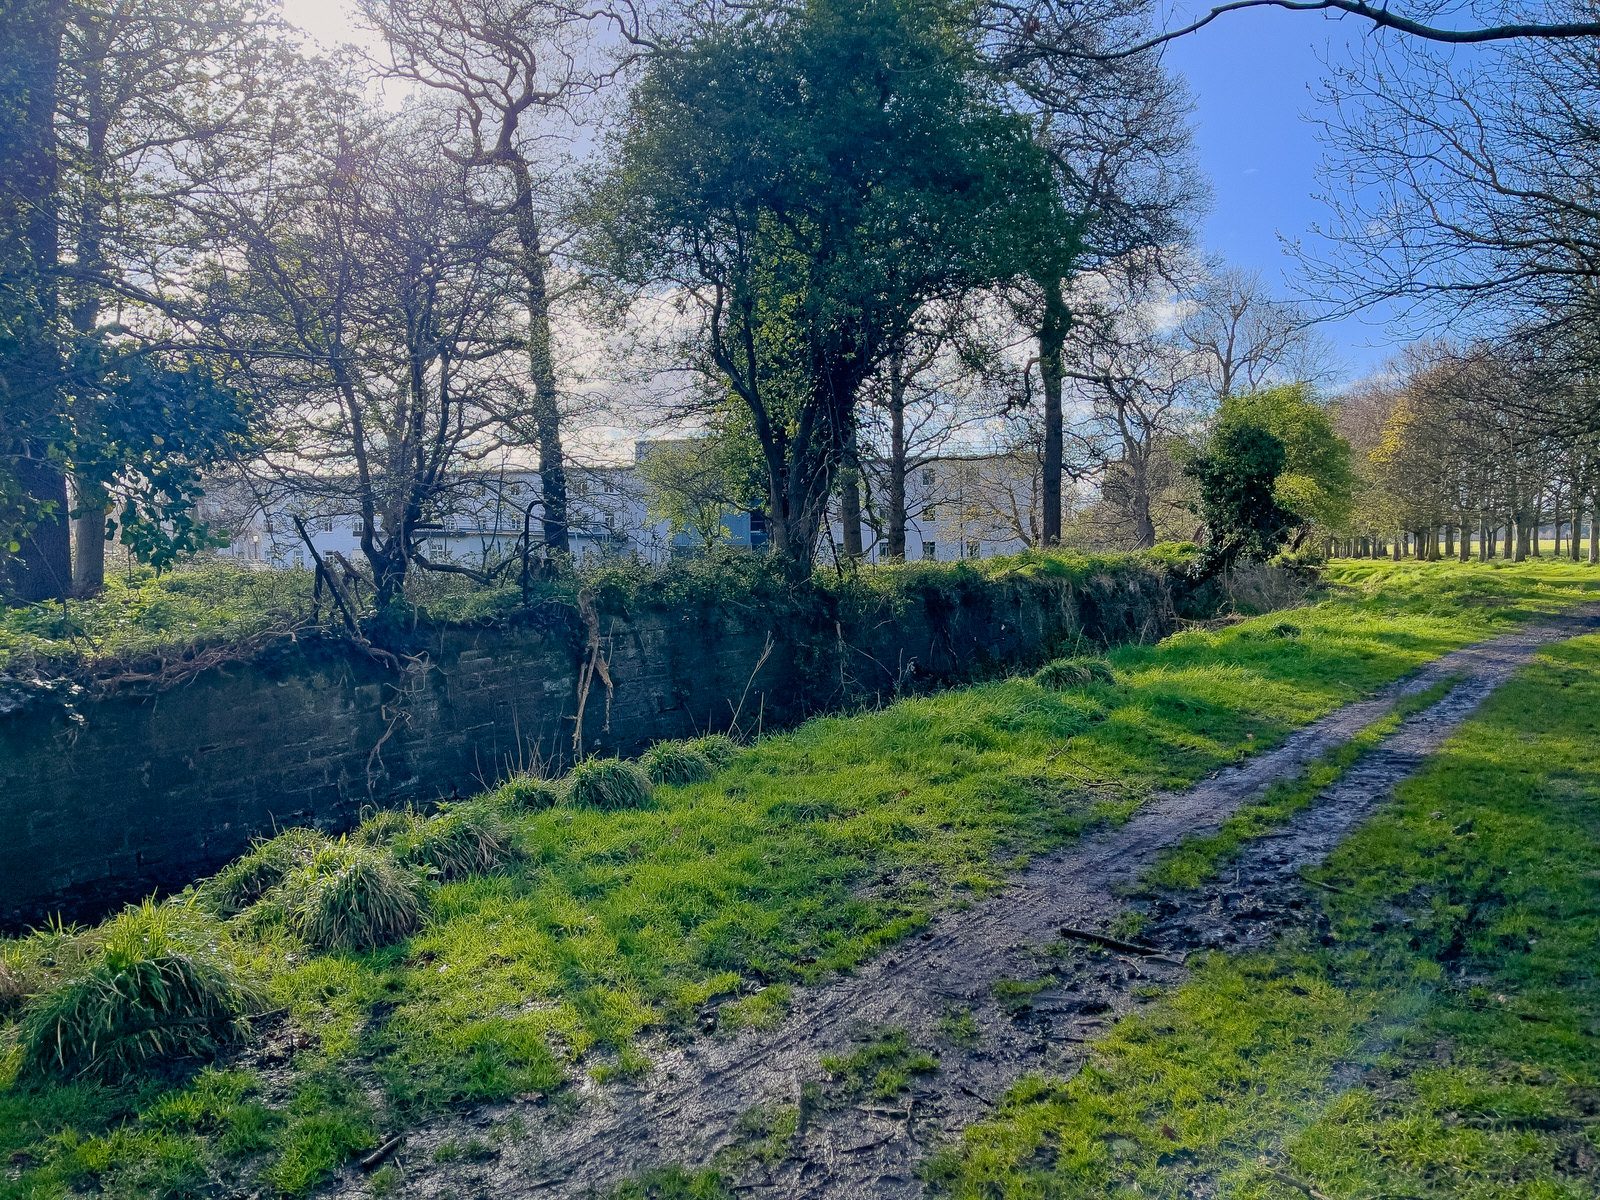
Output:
886,362,907,560
839,423,863,560
509,162,568,556
1037,278,1068,547
1443,524,1455,558
2,0,70,601
67,22,111,596
1590,501,1599,566
70,479,109,594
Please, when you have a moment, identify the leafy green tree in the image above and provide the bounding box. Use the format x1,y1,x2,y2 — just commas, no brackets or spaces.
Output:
1186,415,1294,573
67,346,246,570
1219,384,1355,545
638,427,763,553
589,0,1055,574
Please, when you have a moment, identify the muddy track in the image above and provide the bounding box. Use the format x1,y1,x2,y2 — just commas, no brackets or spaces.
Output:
328,606,1600,1199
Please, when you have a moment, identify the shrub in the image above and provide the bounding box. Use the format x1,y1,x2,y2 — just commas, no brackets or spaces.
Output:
280,843,424,951
199,827,329,917
496,774,562,812
562,757,653,811
396,804,515,881
15,902,258,1083
685,733,740,768
1033,656,1116,690
640,741,715,786
351,807,423,848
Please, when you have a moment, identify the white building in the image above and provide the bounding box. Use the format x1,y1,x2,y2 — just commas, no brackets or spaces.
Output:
201,447,1045,572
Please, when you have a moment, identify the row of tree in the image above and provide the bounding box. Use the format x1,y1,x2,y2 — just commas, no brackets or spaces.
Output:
1333,341,1600,563
4,0,1596,605
0,0,1207,603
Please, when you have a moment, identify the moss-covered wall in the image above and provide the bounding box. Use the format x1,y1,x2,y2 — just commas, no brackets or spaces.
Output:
0,557,1197,927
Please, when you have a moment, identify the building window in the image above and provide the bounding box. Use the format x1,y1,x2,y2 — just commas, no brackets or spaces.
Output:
920,468,936,486
922,505,938,522
922,542,936,560
966,540,980,558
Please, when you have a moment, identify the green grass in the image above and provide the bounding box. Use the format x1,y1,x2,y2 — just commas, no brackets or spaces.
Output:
925,630,1600,1199
819,1027,940,1100
1,558,1595,1197
0,561,313,673
0,543,1171,675
1139,677,1456,893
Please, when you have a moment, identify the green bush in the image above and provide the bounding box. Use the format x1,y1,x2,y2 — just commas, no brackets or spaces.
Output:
15,902,258,1083
685,733,740,768
496,774,562,812
1032,656,1116,690
396,804,515,881
562,757,653,811
280,843,424,951
640,741,715,786
198,827,330,917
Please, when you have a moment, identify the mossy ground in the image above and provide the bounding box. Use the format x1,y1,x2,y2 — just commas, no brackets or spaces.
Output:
926,627,1600,1199
1,558,1596,1198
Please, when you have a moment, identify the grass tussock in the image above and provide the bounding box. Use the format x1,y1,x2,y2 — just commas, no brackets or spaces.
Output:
15,903,259,1084
1032,655,1115,690
280,843,424,951
496,774,563,812
684,733,740,769
198,827,330,917
563,757,654,810
641,741,716,786
350,807,422,847
396,804,516,881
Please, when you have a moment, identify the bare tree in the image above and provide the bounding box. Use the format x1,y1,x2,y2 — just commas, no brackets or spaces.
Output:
1049,0,1600,59
1181,266,1333,397
980,0,1202,546
359,0,618,558
856,299,1016,558
55,0,290,594
1315,14,1600,416
198,102,529,606
1062,271,1204,548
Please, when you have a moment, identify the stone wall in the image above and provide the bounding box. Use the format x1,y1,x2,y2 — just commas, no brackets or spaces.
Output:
0,561,1188,928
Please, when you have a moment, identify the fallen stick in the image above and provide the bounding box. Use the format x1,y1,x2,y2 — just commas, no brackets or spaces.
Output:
1058,925,1187,965
359,1136,404,1172
1296,869,1357,895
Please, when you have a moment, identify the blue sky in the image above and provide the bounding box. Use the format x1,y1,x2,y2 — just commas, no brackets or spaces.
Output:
1160,9,1414,381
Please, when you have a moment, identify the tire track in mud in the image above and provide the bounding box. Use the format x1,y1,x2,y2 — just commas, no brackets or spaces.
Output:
329,606,1600,1199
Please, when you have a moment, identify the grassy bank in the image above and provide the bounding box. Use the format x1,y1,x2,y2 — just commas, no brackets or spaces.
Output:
1,559,1596,1199
0,546,1173,677
927,631,1600,1198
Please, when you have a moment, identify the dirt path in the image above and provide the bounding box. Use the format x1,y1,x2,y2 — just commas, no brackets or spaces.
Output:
330,606,1600,1199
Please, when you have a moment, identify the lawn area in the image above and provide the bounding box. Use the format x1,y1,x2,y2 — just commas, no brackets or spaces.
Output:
926,630,1600,1198
1,558,1596,1199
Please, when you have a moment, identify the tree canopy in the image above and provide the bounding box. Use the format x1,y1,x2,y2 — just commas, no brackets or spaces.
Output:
588,0,1059,571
